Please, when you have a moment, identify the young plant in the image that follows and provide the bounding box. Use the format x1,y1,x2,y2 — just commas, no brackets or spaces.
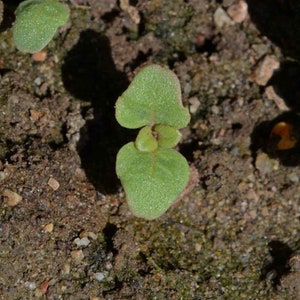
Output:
12,0,69,53
115,64,191,220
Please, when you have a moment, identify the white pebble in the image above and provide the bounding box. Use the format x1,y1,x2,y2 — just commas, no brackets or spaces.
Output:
289,173,299,183
214,7,234,28
188,97,200,114
93,272,106,282
74,237,90,247
24,281,36,290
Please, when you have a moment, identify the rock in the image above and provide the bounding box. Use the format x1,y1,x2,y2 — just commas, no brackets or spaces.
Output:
43,223,54,233
3,189,22,206
70,250,84,264
214,7,234,28
188,96,200,114
24,281,36,290
74,237,90,247
250,55,280,86
87,232,97,240
120,0,140,24
93,272,106,282
255,153,279,175
265,86,289,111
227,0,248,23
61,263,70,275
39,280,49,294
48,177,60,191
32,50,47,62
288,173,299,183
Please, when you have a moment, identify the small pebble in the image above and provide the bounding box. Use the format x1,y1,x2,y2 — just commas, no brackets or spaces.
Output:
255,153,279,175
74,167,86,180
105,261,113,270
93,272,106,282
183,83,191,94
70,250,84,264
32,50,47,62
40,280,49,294
265,86,288,111
288,173,299,183
227,0,248,23
74,237,90,247
250,55,280,86
24,281,36,290
195,243,202,252
252,44,269,59
43,223,54,233
214,7,234,28
120,0,140,24
88,232,97,240
211,105,220,114
33,77,42,86
48,178,60,191
3,189,22,206
61,263,70,275
188,97,200,114
0,171,6,181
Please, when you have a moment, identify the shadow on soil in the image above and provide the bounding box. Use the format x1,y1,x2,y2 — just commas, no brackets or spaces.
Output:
260,240,292,287
1,1,23,32
247,0,300,166
247,0,300,60
62,29,130,193
251,111,300,166
269,61,300,113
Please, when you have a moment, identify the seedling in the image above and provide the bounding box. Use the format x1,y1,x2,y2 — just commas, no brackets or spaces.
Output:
115,65,191,220
12,0,69,53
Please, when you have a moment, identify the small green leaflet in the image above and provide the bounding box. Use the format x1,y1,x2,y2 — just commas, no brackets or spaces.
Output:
116,142,190,220
115,65,190,129
13,0,69,53
115,64,191,219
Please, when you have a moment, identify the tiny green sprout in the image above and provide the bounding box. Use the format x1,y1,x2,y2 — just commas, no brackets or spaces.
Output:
115,65,191,220
13,0,69,53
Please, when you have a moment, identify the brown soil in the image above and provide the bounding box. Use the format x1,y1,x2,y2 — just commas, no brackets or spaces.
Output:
1,0,300,299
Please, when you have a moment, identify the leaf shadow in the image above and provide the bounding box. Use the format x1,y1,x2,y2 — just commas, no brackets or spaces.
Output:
246,0,300,60
260,240,292,287
61,29,130,193
247,0,300,164
269,61,300,113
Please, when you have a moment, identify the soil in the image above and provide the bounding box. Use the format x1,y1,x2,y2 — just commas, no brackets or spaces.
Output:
1,0,300,299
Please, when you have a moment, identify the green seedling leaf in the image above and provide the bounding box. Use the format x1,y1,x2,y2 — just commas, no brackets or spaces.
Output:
135,126,158,152
116,142,190,220
115,65,190,129
154,124,182,149
13,0,69,53
115,64,191,219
